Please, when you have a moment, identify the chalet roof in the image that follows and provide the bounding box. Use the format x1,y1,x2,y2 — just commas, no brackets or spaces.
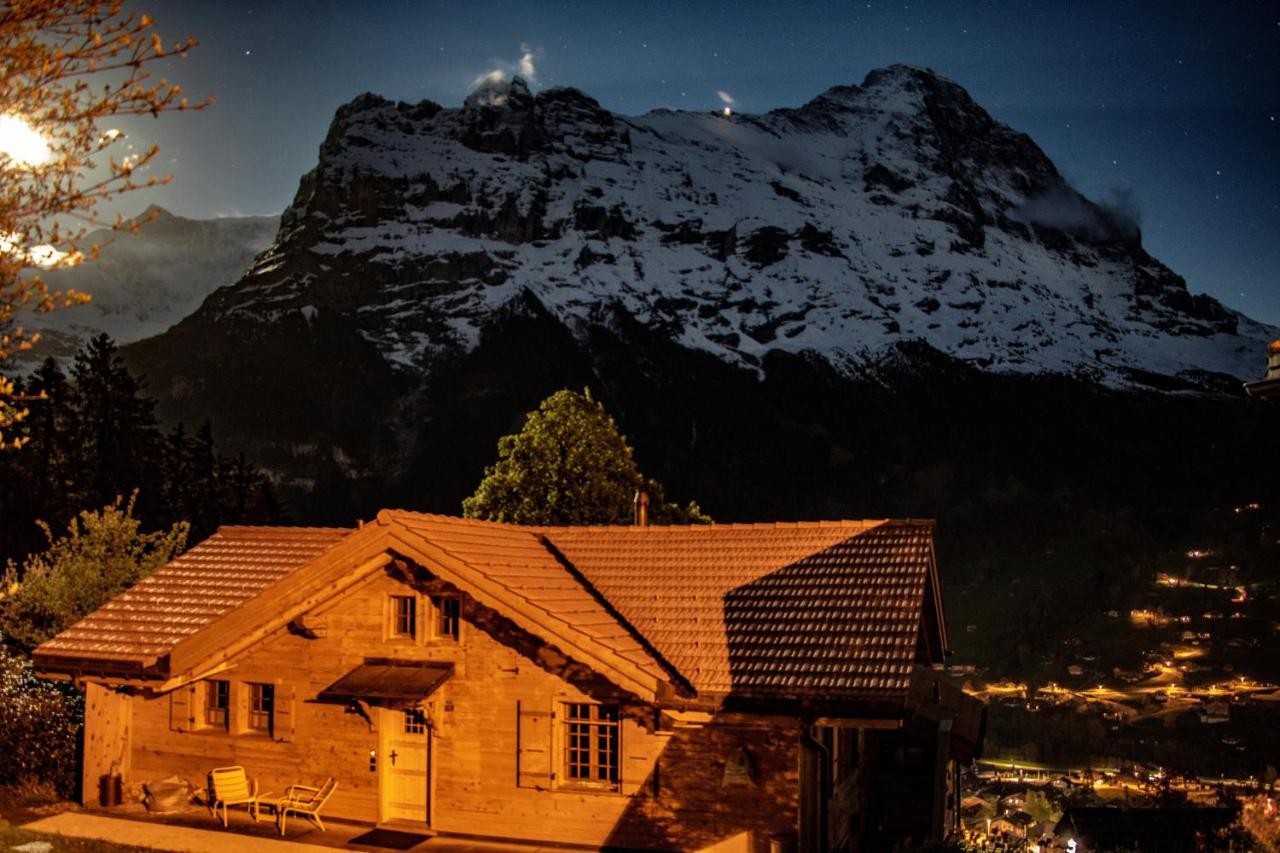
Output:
538,518,939,699
35,512,947,707
33,526,350,672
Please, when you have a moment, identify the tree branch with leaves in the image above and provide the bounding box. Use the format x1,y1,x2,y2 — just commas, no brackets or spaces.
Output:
0,0,206,448
463,388,710,526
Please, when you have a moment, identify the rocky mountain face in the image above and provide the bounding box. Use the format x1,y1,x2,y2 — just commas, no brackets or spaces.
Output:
123,66,1280,528
15,207,277,367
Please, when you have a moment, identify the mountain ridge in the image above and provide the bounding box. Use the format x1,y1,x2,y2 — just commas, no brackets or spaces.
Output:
121,65,1279,523
16,207,278,366
188,64,1272,393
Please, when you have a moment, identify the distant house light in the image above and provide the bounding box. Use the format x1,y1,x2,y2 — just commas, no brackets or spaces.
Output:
1244,339,1280,398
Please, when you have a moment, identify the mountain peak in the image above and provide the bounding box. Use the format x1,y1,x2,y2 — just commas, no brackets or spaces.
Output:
464,75,534,110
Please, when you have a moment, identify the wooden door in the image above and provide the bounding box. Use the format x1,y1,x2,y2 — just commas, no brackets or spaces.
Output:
380,708,430,824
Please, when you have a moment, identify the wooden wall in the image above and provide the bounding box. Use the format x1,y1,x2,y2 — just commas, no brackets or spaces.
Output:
82,682,132,807
116,566,800,851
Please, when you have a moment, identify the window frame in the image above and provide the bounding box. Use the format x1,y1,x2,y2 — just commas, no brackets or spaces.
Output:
247,682,274,735
561,702,620,792
389,594,417,640
433,595,460,642
204,679,230,731
403,708,427,735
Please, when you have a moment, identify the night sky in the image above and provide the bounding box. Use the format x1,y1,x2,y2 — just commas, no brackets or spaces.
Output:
123,0,1280,324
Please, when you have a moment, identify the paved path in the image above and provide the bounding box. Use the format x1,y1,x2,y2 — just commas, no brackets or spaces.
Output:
22,812,335,852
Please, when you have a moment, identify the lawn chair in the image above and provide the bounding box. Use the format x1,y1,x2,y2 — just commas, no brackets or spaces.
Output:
275,777,337,835
208,765,269,826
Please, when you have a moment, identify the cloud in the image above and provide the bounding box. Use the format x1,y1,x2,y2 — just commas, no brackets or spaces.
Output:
716,90,735,106
1012,183,1141,243
472,43,540,90
471,68,506,89
519,43,536,80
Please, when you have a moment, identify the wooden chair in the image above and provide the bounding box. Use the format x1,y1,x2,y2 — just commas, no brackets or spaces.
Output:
207,765,268,826
275,777,337,835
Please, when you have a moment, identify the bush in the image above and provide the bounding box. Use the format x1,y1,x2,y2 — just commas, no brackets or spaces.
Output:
0,636,84,798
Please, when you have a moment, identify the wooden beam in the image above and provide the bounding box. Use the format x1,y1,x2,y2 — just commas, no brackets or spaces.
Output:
812,717,903,730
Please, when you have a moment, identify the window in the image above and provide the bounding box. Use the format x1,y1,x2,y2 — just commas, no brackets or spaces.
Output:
404,708,427,734
248,683,274,734
390,595,417,639
564,703,619,789
434,596,460,641
204,680,229,730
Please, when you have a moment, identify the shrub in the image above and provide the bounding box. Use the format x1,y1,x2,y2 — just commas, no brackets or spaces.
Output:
0,637,84,798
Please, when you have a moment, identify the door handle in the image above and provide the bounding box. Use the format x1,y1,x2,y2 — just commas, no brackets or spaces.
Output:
390,750,398,766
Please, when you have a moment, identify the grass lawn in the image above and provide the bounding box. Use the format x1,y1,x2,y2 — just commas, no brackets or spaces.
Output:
0,824,169,852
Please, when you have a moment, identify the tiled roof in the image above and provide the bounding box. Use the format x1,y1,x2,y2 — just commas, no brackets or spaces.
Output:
37,513,943,704
543,521,934,699
34,526,350,671
386,512,938,699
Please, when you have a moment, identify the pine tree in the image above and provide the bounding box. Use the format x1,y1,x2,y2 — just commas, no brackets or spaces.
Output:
0,337,283,567
0,359,73,558
463,389,709,525
67,334,164,519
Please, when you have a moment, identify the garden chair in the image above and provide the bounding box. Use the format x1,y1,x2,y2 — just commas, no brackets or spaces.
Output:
208,765,269,826
275,776,338,835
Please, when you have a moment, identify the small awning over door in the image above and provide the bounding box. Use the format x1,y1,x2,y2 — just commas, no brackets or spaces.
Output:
318,659,453,707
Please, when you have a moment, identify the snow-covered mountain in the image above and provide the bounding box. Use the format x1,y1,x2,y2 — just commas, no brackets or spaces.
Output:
196,64,1270,388
15,206,277,367
122,65,1279,523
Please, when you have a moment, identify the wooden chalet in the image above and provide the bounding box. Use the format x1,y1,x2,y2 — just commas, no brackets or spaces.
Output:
34,511,983,852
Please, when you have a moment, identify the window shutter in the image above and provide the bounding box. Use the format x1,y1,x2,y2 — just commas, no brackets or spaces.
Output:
619,722,641,796
516,700,552,789
169,684,194,732
273,679,295,742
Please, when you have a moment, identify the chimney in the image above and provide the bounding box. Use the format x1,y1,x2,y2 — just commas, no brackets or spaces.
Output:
633,488,650,527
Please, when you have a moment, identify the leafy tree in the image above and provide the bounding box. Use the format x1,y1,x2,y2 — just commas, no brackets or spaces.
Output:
463,388,709,525
0,0,206,448
0,492,187,651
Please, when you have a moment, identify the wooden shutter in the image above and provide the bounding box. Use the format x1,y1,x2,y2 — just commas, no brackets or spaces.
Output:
168,684,195,732
619,719,642,796
516,700,552,789
273,679,295,742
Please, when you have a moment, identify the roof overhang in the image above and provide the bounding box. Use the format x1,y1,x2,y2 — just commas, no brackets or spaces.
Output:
1245,377,1280,399
33,649,164,680
317,659,453,709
